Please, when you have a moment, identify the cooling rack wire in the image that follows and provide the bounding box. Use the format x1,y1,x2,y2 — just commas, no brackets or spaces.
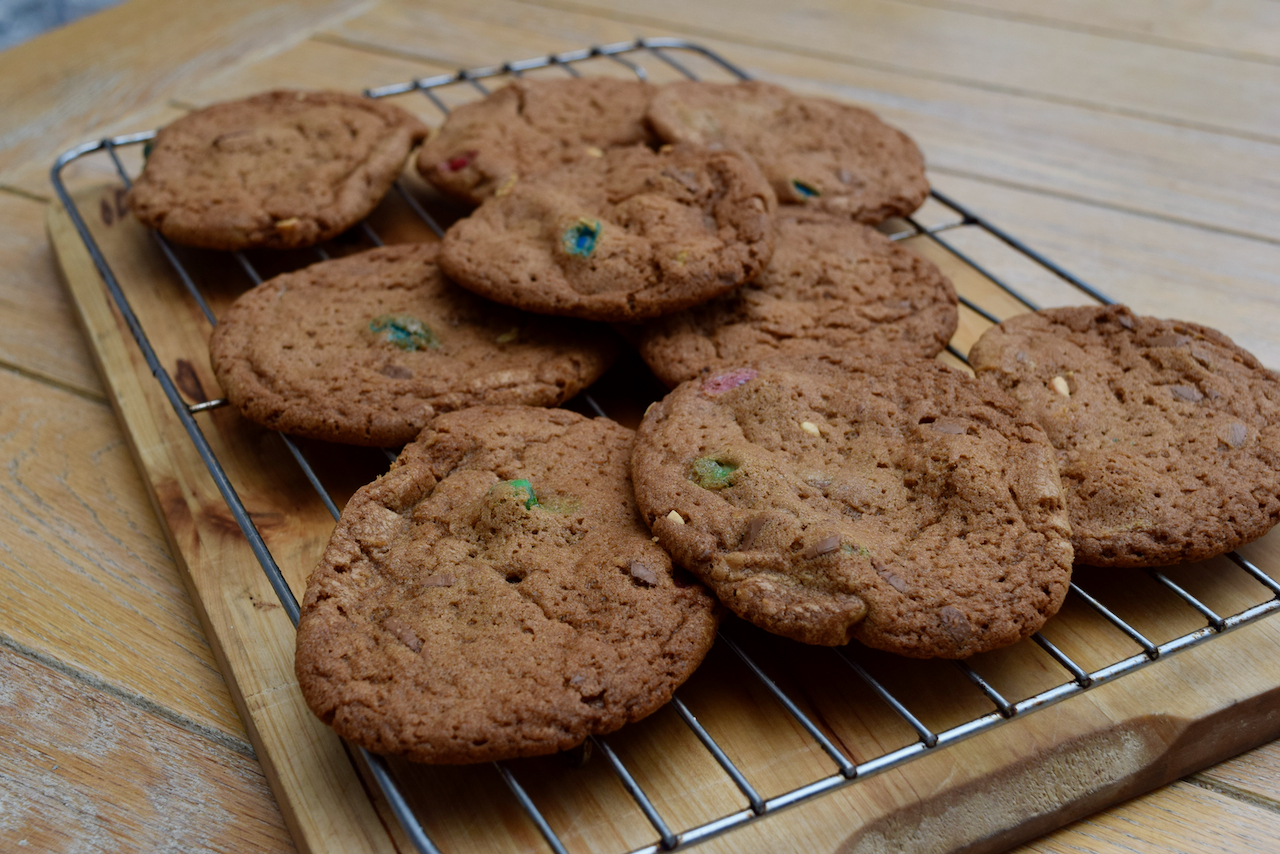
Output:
50,38,1280,854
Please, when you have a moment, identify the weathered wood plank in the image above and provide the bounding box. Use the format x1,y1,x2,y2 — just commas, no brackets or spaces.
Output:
48,191,398,854
177,33,451,109
1195,741,1280,806
501,0,1280,139
0,645,293,853
905,0,1280,62
0,194,106,397
0,0,375,196
1014,779,1280,854
0,364,246,743
926,171,1280,368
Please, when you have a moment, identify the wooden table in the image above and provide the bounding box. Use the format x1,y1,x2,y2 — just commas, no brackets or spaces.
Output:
4,1,1280,851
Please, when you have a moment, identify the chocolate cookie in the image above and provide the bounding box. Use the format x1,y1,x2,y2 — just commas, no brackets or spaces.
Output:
128,90,428,250
439,143,776,322
647,80,928,223
631,356,1073,658
638,212,958,387
209,243,616,446
969,305,1280,567
416,77,658,205
295,406,720,763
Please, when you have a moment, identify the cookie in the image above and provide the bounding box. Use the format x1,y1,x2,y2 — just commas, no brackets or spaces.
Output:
969,305,1280,567
638,212,958,387
209,243,616,446
294,406,721,763
128,90,428,250
439,143,777,322
630,356,1073,658
647,80,928,223
416,77,658,205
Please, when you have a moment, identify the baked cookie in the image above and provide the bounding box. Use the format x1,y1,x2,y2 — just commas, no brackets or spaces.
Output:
416,77,657,205
638,212,958,387
969,305,1280,567
209,243,616,446
128,90,428,250
439,143,776,322
631,356,1073,658
295,406,721,763
647,80,928,223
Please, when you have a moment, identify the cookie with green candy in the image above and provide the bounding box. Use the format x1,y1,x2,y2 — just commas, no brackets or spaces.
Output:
631,356,1074,658
438,143,777,322
209,243,617,446
295,406,721,763
647,80,928,223
416,76,658,205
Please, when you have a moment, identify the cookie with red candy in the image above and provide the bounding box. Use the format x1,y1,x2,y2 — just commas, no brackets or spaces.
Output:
416,77,658,205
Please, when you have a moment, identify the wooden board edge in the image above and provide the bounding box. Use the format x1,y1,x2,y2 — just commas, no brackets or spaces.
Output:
45,199,399,854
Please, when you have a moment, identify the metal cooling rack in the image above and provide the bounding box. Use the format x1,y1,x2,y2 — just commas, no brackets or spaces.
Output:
51,38,1280,854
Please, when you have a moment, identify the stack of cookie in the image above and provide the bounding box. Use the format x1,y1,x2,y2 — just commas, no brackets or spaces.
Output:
126,77,1280,765
131,79,959,446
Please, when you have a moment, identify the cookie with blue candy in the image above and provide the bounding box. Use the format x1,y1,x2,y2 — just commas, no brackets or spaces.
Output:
438,143,777,322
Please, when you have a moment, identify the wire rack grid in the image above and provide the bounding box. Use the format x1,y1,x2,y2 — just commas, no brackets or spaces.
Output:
50,37,1280,854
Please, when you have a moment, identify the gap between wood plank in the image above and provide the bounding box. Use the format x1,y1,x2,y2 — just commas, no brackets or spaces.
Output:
500,0,1280,147
1185,776,1280,817
888,0,1280,69
0,184,50,204
0,360,107,406
309,30,479,68
928,165,1280,248
0,630,257,761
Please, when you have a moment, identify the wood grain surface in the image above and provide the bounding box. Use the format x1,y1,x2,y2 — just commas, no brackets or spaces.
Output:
0,646,293,852
6,1,1280,852
0,0,374,195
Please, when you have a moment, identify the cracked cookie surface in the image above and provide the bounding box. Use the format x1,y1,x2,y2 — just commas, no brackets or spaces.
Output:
127,90,428,250
295,406,720,763
209,243,616,446
630,356,1073,658
647,80,928,223
438,143,776,322
969,305,1280,566
638,211,958,387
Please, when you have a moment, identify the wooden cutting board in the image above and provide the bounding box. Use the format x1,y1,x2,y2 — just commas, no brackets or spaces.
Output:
47,168,1280,854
